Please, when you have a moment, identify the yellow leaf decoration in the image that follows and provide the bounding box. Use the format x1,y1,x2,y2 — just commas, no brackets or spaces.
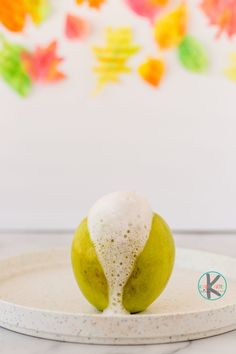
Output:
24,0,50,25
154,3,188,49
138,57,165,87
93,27,141,92
225,53,236,81
76,0,106,9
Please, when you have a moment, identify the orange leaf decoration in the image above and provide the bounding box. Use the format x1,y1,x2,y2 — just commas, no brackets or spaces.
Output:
0,0,26,32
76,0,105,9
138,57,165,87
21,41,65,83
0,0,50,32
150,0,168,5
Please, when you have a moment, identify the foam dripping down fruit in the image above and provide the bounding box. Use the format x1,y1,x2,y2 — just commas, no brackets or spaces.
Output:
71,192,175,314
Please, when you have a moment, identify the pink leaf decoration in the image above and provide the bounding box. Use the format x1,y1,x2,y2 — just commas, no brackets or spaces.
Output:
21,41,66,83
124,0,168,23
65,14,90,40
200,0,236,38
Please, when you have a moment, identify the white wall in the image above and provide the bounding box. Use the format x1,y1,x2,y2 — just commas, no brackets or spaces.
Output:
0,0,236,231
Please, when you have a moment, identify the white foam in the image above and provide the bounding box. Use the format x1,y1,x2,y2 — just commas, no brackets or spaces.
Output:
88,192,153,314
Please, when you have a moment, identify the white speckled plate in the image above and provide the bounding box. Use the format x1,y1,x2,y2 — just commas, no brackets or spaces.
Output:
0,247,235,345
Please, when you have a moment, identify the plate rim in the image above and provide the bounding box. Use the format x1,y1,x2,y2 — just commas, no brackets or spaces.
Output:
0,246,235,318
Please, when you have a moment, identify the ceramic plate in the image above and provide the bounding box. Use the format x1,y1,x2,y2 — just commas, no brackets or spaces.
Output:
0,247,235,344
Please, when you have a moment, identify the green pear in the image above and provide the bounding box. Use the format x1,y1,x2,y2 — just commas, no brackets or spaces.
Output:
71,213,175,313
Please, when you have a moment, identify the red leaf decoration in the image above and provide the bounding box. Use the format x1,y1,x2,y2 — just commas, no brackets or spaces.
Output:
21,41,65,83
65,14,90,40
200,0,236,38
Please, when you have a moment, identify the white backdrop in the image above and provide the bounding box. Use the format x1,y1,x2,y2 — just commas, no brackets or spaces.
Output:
0,0,236,231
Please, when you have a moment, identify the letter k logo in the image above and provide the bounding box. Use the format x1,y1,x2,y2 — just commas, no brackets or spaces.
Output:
198,271,227,300
206,273,221,299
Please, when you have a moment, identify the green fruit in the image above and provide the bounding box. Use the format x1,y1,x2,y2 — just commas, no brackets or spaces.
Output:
71,213,175,313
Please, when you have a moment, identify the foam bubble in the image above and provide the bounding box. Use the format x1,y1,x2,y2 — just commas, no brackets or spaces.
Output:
88,192,153,314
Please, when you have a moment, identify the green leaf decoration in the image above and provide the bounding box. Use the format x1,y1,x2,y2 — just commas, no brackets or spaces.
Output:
177,35,209,73
0,36,32,97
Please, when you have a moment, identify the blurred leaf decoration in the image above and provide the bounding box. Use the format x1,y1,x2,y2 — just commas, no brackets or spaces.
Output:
0,0,25,32
76,0,106,9
200,0,236,38
93,27,140,92
177,35,209,72
225,53,236,81
138,57,165,87
154,3,188,49
21,41,65,83
0,0,236,96
0,0,50,32
65,14,90,40
24,0,50,26
153,3,209,76
124,0,169,23
0,36,32,96
0,37,65,96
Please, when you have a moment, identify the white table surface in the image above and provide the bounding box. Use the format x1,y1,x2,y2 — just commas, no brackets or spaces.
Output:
0,231,235,354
